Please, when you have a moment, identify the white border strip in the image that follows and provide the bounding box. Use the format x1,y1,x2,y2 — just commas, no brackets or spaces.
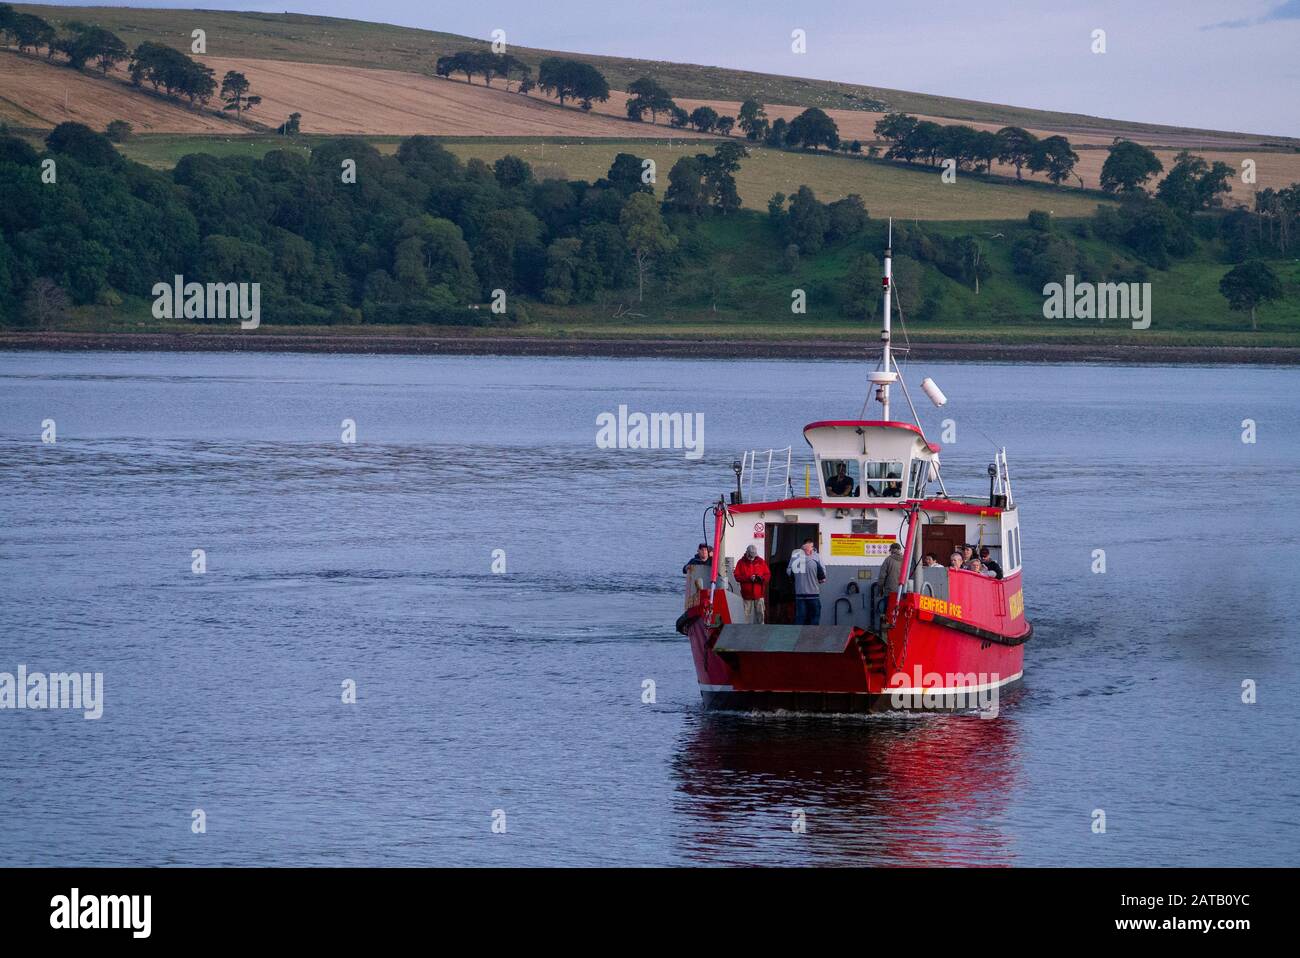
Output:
886,671,1022,695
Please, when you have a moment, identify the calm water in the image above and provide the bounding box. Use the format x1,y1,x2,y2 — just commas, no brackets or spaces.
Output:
1,350,1297,867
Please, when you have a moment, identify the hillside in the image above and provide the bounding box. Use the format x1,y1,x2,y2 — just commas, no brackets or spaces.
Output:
126,53,1300,191
6,45,1300,197
1,6,1295,348
14,5,1299,149
0,48,240,132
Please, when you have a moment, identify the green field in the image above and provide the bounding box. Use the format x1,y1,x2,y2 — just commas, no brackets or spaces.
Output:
18,4,1295,146
43,308,1300,350
117,133,1112,220
116,133,383,168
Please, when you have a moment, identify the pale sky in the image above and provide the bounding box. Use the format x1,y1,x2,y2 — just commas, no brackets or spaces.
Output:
38,0,1300,136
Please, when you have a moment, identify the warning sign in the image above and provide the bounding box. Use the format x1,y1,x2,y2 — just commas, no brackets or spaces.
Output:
829,534,895,558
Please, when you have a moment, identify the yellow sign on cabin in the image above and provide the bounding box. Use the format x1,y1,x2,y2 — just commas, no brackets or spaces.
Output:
829,534,895,557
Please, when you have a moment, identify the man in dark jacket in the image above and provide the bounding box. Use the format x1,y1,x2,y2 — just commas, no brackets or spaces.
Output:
825,461,854,497
734,544,771,623
683,542,713,610
979,546,1004,579
682,543,711,575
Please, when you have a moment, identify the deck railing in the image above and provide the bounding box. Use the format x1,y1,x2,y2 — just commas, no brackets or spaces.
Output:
994,448,1014,506
738,446,793,502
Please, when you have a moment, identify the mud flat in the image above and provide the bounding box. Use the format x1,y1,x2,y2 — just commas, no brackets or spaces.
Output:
3,331,1298,365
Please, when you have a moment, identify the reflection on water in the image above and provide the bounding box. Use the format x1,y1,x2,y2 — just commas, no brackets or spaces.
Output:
674,702,1022,866
1,352,1298,866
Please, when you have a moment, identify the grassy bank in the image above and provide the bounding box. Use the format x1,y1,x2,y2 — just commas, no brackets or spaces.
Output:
27,303,1300,350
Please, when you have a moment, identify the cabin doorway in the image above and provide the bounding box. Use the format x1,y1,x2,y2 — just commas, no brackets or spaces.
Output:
765,522,820,625
922,523,965,565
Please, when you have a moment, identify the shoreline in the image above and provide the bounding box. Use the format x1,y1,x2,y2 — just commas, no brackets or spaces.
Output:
2,331,1298,365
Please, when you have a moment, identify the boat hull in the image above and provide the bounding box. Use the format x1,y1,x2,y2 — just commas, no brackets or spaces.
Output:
684,595,1029,714
699,674,1025,714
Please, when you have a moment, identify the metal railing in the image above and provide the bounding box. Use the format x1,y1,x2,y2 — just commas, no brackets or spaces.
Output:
994,447,1014,507
739,446,793,502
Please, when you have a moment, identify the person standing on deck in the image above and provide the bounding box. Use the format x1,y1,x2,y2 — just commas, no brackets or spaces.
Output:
735,545,771,624
682,543,711,575
683,542,712,610
875,542,905,630
788,539,826,625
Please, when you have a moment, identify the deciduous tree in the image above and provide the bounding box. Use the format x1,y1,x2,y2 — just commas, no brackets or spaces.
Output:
1156,150,1233,212
1100,140,1164,194
220,71,261,117
619,191,676,301
996,126,1038,180
1219,260,1281,331
738,99,767,140
786,108,839,151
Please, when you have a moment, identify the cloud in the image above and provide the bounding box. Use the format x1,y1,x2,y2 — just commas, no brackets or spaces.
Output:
1261,0,1300,19
1203,0,1300,29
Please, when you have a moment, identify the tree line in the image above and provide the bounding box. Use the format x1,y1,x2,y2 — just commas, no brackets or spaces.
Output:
434,50,532,92
870,110,1265,213
873,113,1080,184
632,86,855,153
435,50,614,110
0,7,262,119
432,54,861,155
1098,140,1235,206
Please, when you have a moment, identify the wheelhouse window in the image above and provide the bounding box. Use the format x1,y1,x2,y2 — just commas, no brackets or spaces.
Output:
821,459,860,498
865,460,904,498
908,458,927,498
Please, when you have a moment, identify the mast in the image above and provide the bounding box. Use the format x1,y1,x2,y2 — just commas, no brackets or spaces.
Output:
868,218,898,420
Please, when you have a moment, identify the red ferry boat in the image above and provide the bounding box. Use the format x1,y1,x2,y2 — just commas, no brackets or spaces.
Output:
679,229,1031,713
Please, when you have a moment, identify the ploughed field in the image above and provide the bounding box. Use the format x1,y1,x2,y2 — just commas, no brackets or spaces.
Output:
0,50,242,132
18,3,1297,142
7,46,1299,199
196,56,698,138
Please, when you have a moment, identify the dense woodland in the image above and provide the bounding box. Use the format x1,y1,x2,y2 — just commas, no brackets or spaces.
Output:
1,120,1296,330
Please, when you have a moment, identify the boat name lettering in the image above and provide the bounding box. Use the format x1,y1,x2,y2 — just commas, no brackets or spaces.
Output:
1008,590,1024,619
918,595,963,619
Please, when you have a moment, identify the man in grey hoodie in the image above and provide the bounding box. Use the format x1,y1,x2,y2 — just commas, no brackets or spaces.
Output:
788,538,827,625
875,542,905,631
